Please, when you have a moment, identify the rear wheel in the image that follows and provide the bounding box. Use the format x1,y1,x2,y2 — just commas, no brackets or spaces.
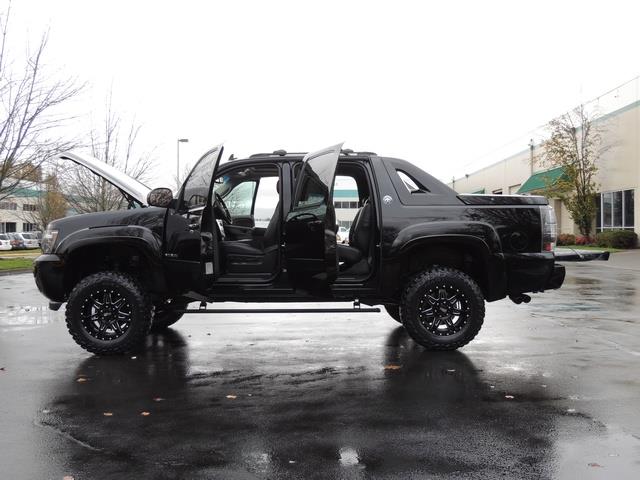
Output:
384,304,403,324
65,272,152,355
151,300,188,332
401,267,485,350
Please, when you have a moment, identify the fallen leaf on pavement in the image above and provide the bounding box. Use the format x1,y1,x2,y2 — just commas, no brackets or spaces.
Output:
76,378,88,383
103,412,113,417
505,395,515,399
63,476,75,480
152,397,164,402
226,395,237,399
140,411,151,416
588,462,602,468
384,365,402,370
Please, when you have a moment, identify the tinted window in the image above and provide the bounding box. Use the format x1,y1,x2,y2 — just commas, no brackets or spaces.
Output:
181,147,221,209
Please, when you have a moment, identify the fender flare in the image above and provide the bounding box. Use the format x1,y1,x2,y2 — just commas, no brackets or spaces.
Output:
56,225,165,291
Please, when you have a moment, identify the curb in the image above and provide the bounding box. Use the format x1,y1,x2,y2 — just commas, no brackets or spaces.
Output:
0,268,32,276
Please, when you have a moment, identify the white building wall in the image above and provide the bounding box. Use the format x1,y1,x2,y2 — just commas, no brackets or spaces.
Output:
450,100,640,236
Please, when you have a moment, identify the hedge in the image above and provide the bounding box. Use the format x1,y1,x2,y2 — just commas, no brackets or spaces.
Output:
595,230,637,249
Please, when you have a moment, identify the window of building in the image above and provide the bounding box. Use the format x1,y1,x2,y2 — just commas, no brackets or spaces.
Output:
597,189,634,231
0,222,16,232
0,201,18,210
333,201,359,209
22,204,37,212
22,223,38,232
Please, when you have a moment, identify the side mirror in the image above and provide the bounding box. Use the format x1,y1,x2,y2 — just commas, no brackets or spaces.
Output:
147,187,174,208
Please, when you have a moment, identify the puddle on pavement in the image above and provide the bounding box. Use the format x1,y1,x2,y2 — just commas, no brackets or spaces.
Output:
0,304,60,328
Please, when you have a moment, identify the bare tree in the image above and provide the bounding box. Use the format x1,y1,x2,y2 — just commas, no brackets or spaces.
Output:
63,92,156,213
0,3,81,201
20,171,67,231
540,104,608,237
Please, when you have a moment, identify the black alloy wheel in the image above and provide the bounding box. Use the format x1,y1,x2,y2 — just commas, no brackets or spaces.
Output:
401,267,485,350
80,289,133,341
66,272,152,355
418,285,469,336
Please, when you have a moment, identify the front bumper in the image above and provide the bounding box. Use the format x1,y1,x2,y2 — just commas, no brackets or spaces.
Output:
33,254,66,303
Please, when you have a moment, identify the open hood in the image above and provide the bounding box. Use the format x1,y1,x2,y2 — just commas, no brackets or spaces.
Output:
58,152,151,206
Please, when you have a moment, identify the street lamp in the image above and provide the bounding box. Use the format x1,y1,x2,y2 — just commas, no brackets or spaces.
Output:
176,138,189,190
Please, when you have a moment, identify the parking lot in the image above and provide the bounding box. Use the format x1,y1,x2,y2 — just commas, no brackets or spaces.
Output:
1,255,639,479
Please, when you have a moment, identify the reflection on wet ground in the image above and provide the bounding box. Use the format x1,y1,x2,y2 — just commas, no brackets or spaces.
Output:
1,261,640,479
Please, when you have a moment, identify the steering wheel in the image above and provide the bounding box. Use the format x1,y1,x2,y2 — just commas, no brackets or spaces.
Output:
214,192,232,224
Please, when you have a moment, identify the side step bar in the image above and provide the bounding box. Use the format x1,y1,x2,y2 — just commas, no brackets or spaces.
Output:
182,307,381,314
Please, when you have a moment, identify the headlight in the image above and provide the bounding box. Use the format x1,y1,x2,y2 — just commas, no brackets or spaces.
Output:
540,205,557,252
41,228,59,253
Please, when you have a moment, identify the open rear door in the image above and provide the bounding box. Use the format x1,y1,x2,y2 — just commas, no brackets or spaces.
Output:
284,143,342,291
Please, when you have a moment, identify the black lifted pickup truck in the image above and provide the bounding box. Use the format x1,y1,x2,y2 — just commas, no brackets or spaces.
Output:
34,143,606,354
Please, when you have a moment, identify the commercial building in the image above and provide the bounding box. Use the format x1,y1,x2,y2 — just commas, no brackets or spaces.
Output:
450,79,640,236
0,186,41,233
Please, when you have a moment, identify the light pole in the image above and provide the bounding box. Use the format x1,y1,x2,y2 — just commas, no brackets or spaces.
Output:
176,138,189,190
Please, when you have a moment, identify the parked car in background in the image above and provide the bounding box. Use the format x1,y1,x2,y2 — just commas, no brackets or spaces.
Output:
0,234,11,251
336,226,349,244
8,233,26,250
12,233,39,249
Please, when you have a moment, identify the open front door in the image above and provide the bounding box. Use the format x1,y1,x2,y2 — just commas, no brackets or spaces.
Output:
164,145,224,292
284,143,342,290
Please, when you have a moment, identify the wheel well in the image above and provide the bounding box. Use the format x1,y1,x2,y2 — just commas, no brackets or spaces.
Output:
63,244,155,297
401,243,489,298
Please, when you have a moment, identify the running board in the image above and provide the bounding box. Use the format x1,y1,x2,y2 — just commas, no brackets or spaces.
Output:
182,307,380,314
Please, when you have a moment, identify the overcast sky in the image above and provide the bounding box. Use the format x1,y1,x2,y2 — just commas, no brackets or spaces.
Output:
7,0,640,186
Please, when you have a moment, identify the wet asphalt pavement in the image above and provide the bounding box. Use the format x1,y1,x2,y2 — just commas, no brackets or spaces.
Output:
1,257,640,479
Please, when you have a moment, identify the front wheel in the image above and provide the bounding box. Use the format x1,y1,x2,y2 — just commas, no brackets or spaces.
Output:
65,272,152,355
401,267,485,350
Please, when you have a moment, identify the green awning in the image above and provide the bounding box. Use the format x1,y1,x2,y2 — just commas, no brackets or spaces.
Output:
470,188,485,194
518,167,567,194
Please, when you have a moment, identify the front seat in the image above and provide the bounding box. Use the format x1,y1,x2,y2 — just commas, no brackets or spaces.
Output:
338,198,373,270
220,182,282,273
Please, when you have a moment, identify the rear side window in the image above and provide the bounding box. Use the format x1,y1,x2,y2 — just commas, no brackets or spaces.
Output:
396,170,428,193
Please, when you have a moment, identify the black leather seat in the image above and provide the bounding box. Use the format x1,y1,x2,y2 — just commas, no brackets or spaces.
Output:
220,182,282,273
338,199,372,269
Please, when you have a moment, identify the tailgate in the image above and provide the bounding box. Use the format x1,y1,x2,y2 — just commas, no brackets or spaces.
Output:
554,249,610,262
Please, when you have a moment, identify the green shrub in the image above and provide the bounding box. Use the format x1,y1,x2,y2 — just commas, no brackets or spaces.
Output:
557,234,576,246
595,230,637,249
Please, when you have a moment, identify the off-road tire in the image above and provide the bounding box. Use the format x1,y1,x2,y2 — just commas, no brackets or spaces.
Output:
66,272,152,355
151,301,188,332
384,304,403,324
401,267,485,350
